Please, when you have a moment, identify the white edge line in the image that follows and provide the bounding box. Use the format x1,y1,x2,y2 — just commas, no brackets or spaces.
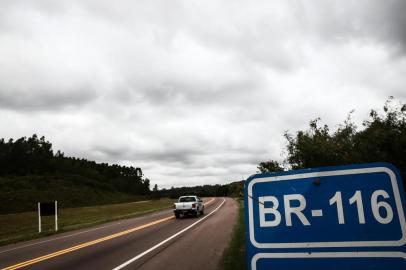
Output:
0,222,122,255
251,252,406,270
112,198,227,270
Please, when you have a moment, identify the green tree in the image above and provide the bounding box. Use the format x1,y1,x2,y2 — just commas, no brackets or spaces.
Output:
277,97,406,186
257,160,284,173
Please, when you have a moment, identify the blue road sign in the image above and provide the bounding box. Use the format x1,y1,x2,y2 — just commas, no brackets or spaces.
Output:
244,163,406,270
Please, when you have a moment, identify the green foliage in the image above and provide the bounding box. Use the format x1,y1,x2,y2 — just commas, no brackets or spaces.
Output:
227,181,244,197
158,181,244,199
0,135,53,175
282,97,406,184
153,184,158,192
0,135,149,195
0,135,150,214
257,160,284,173
151,183,160,199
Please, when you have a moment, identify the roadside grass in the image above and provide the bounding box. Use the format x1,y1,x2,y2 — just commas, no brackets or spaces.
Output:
0,198,174,246
222,198,246,270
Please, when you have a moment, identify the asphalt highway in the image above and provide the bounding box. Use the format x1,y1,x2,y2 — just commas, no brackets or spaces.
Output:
0,197,237,270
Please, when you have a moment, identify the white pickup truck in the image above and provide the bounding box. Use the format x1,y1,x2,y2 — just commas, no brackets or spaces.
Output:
173,195,204,218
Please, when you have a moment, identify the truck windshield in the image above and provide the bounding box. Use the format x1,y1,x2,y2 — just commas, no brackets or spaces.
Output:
179,197,196,202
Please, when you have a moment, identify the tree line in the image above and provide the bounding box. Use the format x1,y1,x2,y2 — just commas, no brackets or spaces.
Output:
0,135,150,195
154,181,244,199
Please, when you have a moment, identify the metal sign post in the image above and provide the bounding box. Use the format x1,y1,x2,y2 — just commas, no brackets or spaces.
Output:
244,163,406,270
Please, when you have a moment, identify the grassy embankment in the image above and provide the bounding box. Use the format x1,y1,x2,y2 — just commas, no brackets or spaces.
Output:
0,175,152,214
222,198,246,270
0,198,174,246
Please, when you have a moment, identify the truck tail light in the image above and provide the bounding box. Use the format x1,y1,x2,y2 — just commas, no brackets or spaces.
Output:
192,203,196,208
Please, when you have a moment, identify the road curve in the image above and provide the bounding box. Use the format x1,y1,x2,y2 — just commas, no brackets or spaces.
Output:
0,197,238,270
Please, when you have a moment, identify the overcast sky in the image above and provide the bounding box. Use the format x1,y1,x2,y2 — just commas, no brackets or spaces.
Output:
1,0,405,188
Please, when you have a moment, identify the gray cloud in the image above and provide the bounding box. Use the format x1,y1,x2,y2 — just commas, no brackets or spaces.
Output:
0,87,97,111
296,0,406,54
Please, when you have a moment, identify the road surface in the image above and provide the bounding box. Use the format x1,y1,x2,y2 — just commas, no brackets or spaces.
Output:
0,198,237,270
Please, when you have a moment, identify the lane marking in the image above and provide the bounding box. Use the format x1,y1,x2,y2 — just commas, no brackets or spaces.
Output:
112,198,227,270
1,198,213,254
129,200,151,204
0,207,173,254
0,222,122,255
0,198,216,270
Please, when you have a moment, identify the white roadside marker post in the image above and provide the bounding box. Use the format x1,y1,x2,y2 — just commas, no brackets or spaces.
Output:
55,201,58,232
38,202,41,233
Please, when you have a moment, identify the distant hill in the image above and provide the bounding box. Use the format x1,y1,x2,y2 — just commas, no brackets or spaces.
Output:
0,135,150,214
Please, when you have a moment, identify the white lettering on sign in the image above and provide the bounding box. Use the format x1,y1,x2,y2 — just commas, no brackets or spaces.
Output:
349,190,366,224
259,196,281,227
259,190,395,227
330,192,345,224
284,194,310,226
371,190,394,224
311,209,323,217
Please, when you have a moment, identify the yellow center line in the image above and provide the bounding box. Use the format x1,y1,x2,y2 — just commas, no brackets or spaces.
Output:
1,198,217,270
